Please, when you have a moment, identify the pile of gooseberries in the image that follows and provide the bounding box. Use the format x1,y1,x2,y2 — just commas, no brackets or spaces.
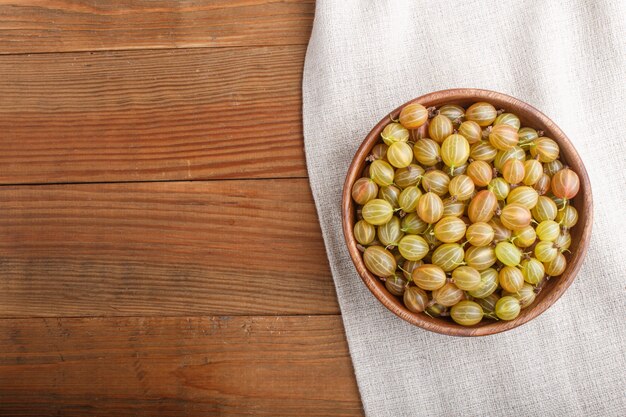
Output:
352,101,580,326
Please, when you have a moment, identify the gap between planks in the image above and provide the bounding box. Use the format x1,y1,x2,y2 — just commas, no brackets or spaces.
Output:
0,176,310,188
0,42,311,57
0,313,341,321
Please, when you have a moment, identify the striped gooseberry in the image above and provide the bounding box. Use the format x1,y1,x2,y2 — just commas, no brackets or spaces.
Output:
394,164,424,188
498,266,524,292
378,185,401,208
465,222,494,247
530,137,559,162
520,258,545,285
493,112,521,130
545,252,567,276
489,124,519,150
422,170,450,196
494,146,525,170
417,192,444,224
467,268,498,298
363,246,396,277
398,234,429,261
425,303,447,318
465,102,497,126
412,264,446,291
399,103,428,129
467,160,493,187
448,175,475,201
475,293,500,315
441,134,470,172
354,220,376,245
431,243,465,272
544,159,563,176
554,231,572,252
550,194,567,208
534,240,558,263
401,212,429,234
555,205,578,228
451,266,482,291
507,186,539,209
500,203,531,230
413,138,441,166
369,159,395,186
398,186,422,212
518,127,538,146
351,177,378,205
503,283,536,309
533,173,551,195
512,225,536,248
446,163,468,177
432,282,465,307
422,229,443,251
468,190,497,223
403,286,429,312
470,141,498,162
369,143,389,161
377,217,404,247
451,300,484,326
458,120,482,144
532,195,558,221
488,177,510,200
362,198,394,225
464,245,497,271
523,159,543,186
438,104,465,124
385,274,408,296
535,220,560,241
433,216,467,243
502,158,525,184
488,218,512,243
442,197,466,217
429,114,454,143
551,168,580,200
495,296,521,321
495,241,522,266
386,141,413,168
385,275,409,297
401,259,424,280
381,122,409,145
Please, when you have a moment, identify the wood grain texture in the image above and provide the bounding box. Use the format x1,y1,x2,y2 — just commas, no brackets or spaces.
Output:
0,0,314,54
0,179,337,317
0,46,308,184
0,315,363,416
343,88,593,337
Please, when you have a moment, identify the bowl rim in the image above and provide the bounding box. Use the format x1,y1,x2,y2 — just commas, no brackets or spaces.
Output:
341,88,593,337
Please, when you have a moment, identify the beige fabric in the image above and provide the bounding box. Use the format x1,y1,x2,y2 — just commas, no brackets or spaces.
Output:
302,1,626,416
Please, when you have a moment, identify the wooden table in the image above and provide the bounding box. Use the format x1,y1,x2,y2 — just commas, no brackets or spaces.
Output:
0,1,364,415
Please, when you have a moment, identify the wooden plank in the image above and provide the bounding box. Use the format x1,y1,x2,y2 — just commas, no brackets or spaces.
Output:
0,0,314,54
0,46,308,184
0,315,363,416
0,179,338,317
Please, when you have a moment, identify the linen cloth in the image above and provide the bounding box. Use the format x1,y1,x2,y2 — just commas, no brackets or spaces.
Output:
302,1,626,416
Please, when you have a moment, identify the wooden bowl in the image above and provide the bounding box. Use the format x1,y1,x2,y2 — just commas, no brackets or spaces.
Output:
342,88,593,337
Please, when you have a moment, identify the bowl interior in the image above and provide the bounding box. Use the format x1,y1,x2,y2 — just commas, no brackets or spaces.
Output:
342,89,592,337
